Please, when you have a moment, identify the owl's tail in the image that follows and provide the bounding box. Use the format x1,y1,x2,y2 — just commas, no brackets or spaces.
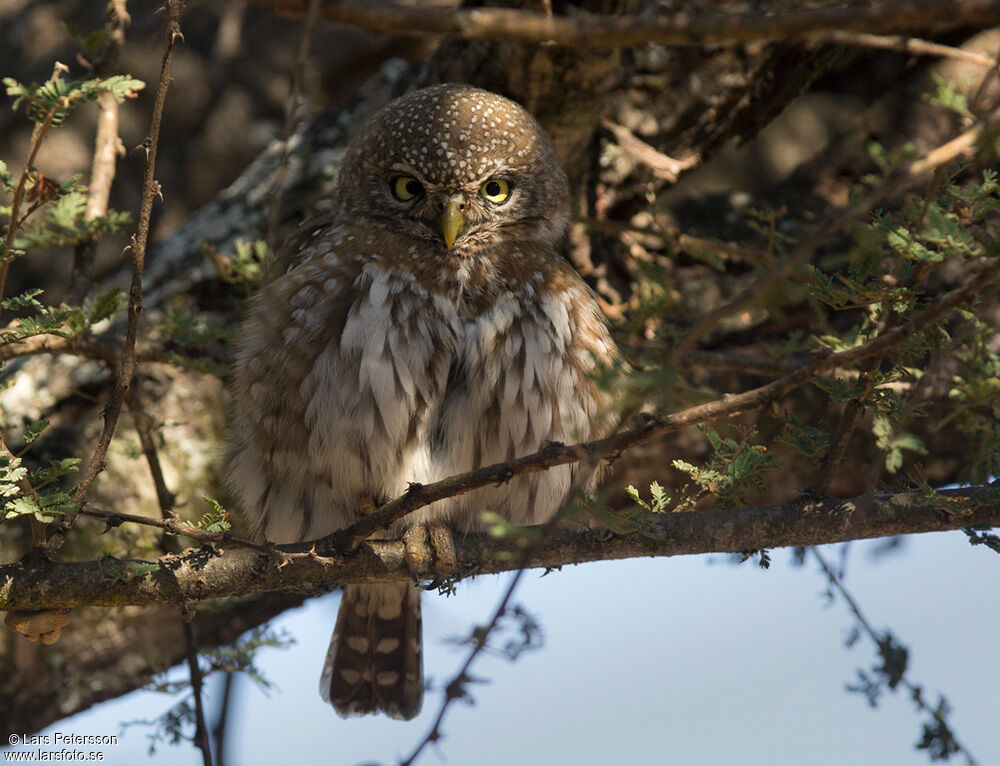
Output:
320,582,424,720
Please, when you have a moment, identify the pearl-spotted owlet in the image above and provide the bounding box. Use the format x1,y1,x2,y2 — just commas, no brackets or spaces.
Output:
226,83,616,719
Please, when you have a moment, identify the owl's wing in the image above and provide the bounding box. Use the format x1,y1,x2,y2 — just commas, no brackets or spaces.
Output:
262,211,339,281
225,233,461,543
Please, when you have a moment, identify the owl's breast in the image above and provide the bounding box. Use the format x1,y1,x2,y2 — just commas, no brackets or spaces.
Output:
426,277,602,526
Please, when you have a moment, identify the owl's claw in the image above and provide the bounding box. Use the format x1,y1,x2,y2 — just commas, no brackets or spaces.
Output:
427,524,457,576
401,524,457,584
402,524,429,585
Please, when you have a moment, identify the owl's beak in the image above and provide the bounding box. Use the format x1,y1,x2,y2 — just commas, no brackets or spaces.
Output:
440,199,464,249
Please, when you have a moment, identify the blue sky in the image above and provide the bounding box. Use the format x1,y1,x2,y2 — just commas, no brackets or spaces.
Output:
25,531,999,766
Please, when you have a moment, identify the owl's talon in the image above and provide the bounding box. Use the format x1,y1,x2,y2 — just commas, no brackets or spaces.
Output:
428,524,457,576
402,524,429,584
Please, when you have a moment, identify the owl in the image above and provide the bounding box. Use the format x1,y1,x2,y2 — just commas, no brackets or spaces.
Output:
226,83,617,719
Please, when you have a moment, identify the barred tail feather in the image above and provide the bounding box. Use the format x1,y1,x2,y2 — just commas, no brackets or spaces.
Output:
320,582,423,720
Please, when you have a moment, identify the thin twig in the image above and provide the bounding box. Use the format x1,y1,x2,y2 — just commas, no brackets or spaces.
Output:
334,255,1000,549
678,349,803,376
403,567,528,765
601,119,700,183
807,30,1000,70
249,0,1000,48
84,91,121,221
182,617,213,766
127,388,176,521
85,1,130,220
812,548,979,765
127,383,181,554
78,504,278,554
969,43,1000,114
46,0,184,555
676,350,916,389
814,367,876,494
211,672,235,766
579,216,772,267
71,0,131,302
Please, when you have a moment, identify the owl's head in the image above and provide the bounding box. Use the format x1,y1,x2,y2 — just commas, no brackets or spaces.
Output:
336,84,570,254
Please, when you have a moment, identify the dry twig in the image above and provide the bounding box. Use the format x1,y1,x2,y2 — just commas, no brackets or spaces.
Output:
265,0,321,257
182,617,213,766
250,1,1000,48
812,548,981,765
78,504,277,555
806,30,1000,69
46,0,184,554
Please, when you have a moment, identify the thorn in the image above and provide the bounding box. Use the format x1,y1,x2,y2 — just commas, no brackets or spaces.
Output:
494,467,515,486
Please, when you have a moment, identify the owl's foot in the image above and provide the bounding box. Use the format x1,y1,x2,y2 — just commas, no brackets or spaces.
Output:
401,524,457,583
427,524,457,576
402,524,429,585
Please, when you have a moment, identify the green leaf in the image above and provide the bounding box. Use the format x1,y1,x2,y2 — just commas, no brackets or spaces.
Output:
198,495,232,533
649,481,668,511
4,73,144,126
813,376,865,403
21,419,50,447
84,287,126,326
1,288,45,312
0,160,13,192
0,454,28,497
4,496,44,521
777,414,830,463
30,457,81,486
625,484,649,511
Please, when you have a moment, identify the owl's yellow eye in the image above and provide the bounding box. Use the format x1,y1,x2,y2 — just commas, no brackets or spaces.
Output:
392,176,423,201
480,178,510,204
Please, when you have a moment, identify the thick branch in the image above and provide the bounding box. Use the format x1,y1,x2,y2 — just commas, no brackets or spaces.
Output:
2,486,997,611
252,0,1000,48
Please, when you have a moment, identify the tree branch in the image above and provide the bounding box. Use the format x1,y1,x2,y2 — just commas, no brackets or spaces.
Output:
806,30,1000,69
2,485,997,611
183,616,213,766
77,504,276,555
250,0,1000,48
